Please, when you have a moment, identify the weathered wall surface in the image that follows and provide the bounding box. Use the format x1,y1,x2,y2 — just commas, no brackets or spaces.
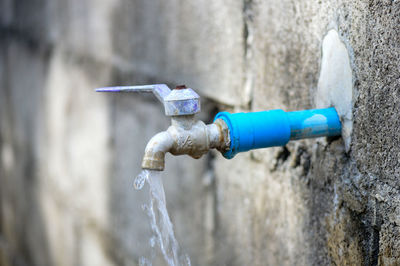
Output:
0,0,399,265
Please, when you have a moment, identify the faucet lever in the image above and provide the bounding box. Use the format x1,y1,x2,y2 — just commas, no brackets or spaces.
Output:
96,84,200,116
95,84,171,103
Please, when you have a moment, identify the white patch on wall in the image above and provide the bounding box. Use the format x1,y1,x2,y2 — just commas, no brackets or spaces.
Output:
316,29,353,151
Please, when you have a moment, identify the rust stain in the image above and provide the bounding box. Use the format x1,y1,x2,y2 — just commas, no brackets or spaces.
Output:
215,121,224,143
174,85,187,90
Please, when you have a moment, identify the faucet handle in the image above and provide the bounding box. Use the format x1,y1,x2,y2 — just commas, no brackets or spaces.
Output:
96,84,200,116
95,84,171,102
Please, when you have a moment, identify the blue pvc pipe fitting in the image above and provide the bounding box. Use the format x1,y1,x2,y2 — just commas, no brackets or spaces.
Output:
214,107,341,159
286,108,342,140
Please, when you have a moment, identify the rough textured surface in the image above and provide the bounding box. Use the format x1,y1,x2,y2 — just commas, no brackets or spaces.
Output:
0,0,399,265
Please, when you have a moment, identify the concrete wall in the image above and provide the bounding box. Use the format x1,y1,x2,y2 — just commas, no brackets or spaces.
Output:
0,0,399,265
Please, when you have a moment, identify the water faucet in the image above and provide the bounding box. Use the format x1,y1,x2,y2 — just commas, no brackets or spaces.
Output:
96,84,342,170
96,84,230,170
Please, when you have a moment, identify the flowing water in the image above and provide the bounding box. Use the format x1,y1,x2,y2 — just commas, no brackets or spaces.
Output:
134,170,191,266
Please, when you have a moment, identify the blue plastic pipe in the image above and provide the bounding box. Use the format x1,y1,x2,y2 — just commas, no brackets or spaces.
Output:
214,107,341,159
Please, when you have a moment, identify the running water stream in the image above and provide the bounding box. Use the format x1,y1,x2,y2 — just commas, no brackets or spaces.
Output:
134,170,191,266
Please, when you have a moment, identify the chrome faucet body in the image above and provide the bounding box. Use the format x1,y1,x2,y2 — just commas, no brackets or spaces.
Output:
142,116,229,170
96,84,230,171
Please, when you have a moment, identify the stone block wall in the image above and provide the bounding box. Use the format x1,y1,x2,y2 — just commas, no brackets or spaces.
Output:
0,0,399,265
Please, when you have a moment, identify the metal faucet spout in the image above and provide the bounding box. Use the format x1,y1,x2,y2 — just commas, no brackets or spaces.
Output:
141,131,174,171
141,117,230,171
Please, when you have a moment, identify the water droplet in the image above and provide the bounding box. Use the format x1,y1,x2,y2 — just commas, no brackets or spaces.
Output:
134,170,149,190
149,236,156,247
180,254,192,266
139,257,152,266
